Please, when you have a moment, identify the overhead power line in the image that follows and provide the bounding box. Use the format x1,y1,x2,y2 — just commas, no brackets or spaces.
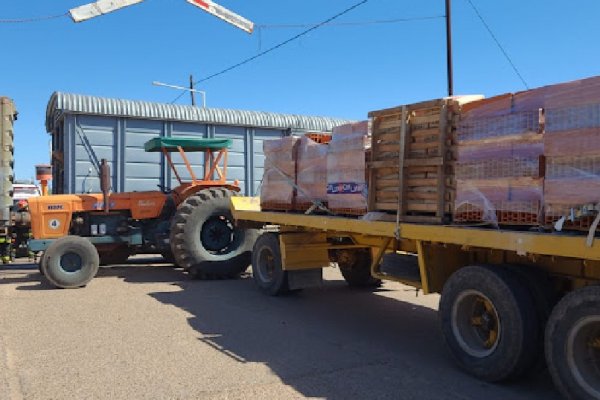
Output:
170,0,370,104
0,12,68,23
465,0,529,89
256,15,444,30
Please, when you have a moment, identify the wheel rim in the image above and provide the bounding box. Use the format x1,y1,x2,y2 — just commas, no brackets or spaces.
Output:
256,245,276,283
567,315,600,398
201,216,234,253
60,251,83,273
451,290,501,358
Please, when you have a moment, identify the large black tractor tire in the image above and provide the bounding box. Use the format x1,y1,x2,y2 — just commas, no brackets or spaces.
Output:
160,250,176,264
334,249,381,288
546,286,600,400
251,232,289,296
41,236,100,289
170,188,258,279
439,265,539,382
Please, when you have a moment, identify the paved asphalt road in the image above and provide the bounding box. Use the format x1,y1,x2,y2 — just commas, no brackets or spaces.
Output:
0,255,561,400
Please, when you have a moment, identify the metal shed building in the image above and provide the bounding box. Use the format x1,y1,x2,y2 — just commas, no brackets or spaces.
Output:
46,92,353,195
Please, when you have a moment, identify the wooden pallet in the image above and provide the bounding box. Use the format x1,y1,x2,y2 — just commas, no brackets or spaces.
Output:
368,99,458,223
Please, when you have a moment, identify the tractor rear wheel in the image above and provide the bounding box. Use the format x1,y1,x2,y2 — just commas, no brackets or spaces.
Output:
170,188,258,279
41,236,100,289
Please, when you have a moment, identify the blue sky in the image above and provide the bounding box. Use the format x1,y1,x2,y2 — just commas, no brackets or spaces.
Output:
2,0,600,181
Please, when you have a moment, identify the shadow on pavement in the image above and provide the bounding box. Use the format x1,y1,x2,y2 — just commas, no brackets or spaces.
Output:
146,274,560,400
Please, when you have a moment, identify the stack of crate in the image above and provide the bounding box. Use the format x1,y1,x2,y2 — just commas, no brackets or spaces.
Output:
454,108,545,225
368,99,461,223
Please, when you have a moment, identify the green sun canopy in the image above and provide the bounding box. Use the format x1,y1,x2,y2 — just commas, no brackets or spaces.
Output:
144,137,232,152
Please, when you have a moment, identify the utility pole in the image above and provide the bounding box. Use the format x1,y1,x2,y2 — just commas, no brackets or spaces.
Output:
189,74,196,106
445,0,454,96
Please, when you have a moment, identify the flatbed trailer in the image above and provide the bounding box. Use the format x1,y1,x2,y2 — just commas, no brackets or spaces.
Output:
232,196,600,400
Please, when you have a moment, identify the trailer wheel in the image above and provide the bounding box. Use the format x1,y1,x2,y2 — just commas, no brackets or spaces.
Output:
503,264,557,371
439,265,539,382
170,189,258,279
41,236,100,289
546,286,600,400
251,233,288,296
335,249,381,288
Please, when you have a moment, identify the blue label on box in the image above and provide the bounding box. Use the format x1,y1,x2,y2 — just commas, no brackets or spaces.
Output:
327,182,366,195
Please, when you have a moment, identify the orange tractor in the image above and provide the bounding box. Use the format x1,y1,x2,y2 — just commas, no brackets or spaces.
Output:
28,137,257,288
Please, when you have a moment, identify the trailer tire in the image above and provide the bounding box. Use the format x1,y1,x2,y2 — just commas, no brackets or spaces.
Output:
170,188,257,279
251,233,289,296
41,236,100,289
335,249,381,288
503,264,557,371
439,265,539,382
546,286,600,400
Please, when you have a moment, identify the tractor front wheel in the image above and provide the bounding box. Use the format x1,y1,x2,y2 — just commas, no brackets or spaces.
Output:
41,236,100,289
170,188,258,279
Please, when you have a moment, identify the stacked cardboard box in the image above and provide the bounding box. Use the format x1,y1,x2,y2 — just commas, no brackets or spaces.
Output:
296,136,328,211
261,123,370,214
327,121,369,215
260,136,299,211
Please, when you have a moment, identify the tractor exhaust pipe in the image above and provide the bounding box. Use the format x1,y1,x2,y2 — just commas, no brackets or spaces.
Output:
100,159,111,213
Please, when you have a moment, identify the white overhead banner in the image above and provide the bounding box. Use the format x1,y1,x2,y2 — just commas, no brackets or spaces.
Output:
70,0,145,22
186,0,254,34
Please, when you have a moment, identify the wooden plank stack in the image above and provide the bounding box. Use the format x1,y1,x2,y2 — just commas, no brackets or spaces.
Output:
368,99,461,223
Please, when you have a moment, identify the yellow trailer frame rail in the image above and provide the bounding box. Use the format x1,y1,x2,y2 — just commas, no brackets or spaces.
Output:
232,197,600,294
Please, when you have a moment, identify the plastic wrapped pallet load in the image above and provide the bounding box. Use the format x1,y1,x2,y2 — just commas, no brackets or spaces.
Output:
296,136,328,211
454,74,600,229
260,136,299,211
454,107,545,226
544,96,600,230
327,122,370,215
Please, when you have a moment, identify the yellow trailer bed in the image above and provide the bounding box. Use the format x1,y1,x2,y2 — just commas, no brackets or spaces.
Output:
231,196,600,399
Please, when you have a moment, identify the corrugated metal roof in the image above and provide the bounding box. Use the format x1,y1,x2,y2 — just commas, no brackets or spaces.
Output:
46,92,354,132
